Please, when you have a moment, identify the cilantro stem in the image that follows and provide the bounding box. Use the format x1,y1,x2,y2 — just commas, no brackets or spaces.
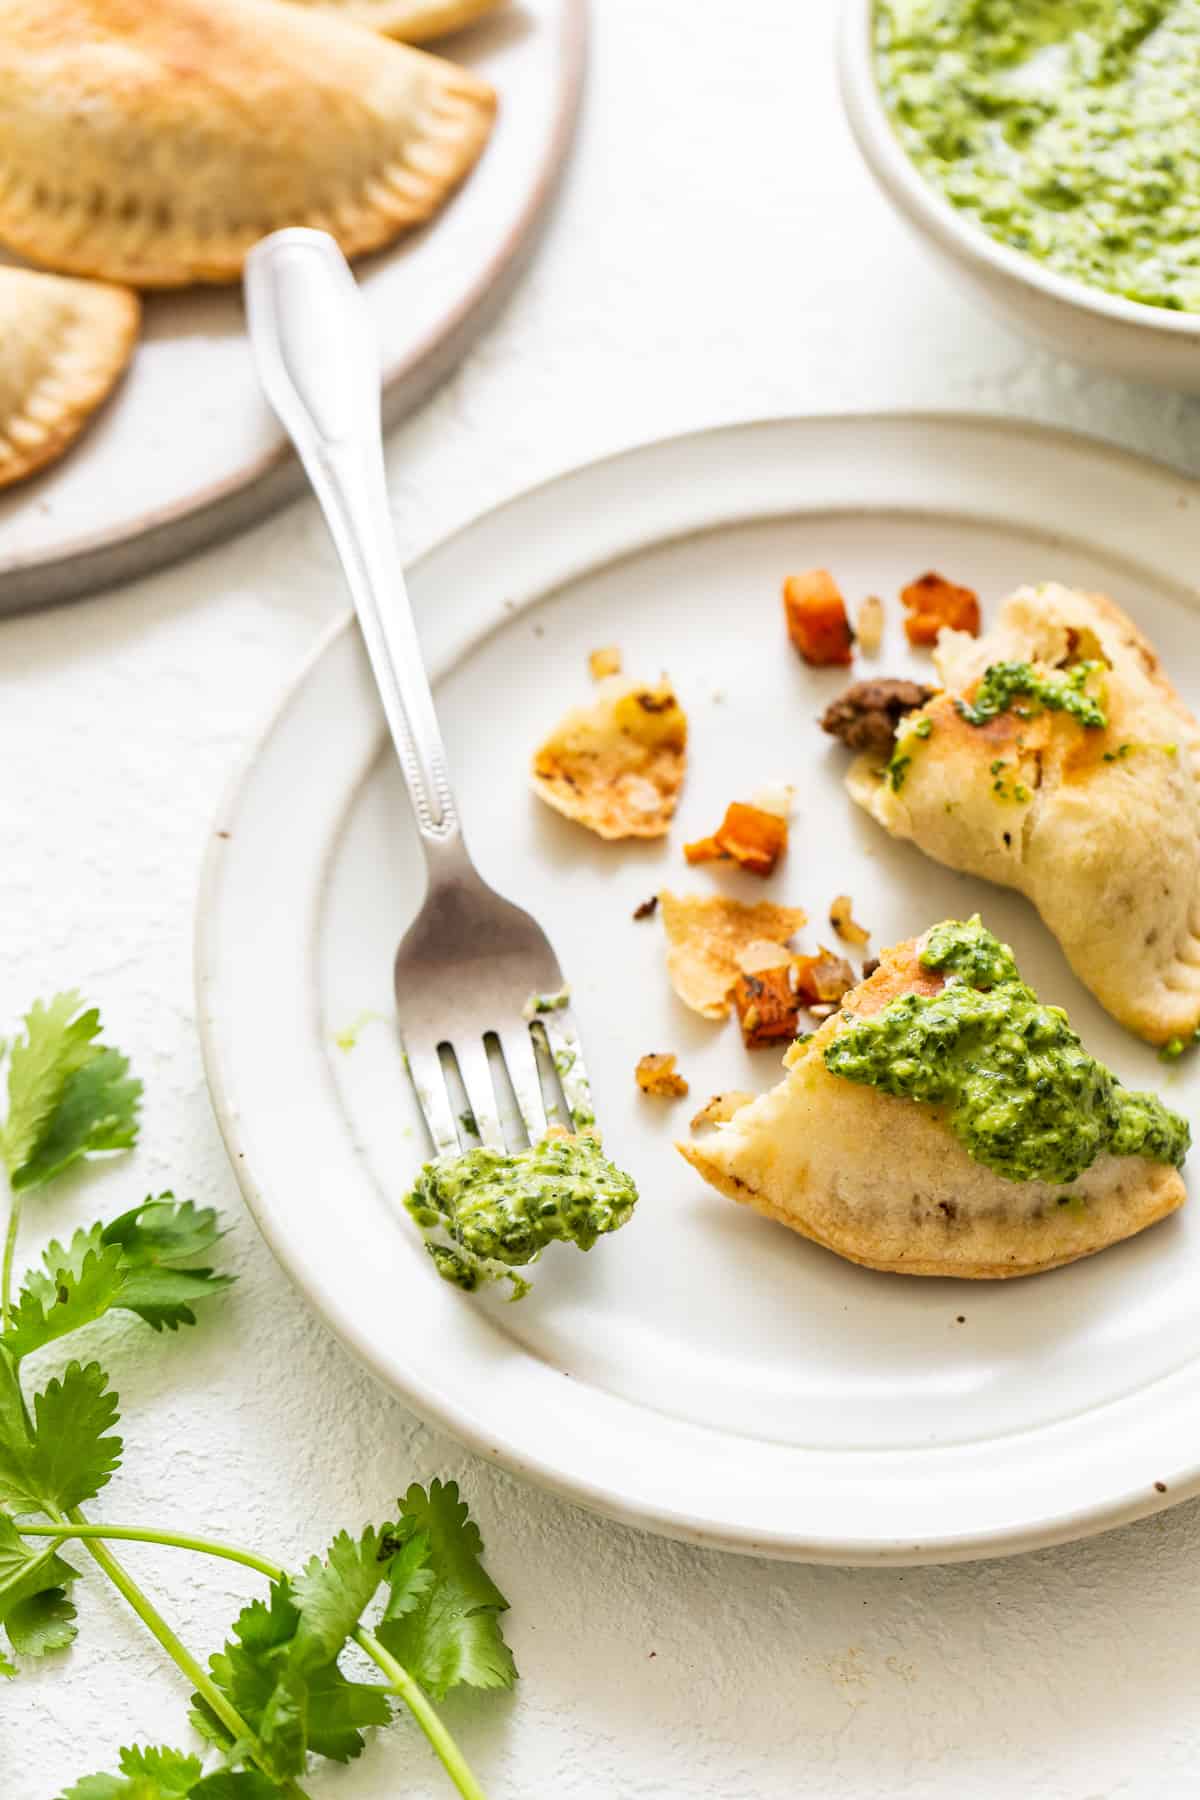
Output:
0,1180,21,1330
353,1626,491,1800
18,1520,492,1800
40,1505,313,1800
20,1519,282,1581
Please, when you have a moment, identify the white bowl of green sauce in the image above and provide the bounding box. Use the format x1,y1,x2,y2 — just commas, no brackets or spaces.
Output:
838,0,1200,392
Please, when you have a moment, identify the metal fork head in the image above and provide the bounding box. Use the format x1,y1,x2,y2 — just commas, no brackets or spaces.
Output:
394,859,593,1161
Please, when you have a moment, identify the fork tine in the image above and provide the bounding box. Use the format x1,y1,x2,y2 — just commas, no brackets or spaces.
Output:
403,1037,460,1159
499,1025,548,1145
541,1010,596,1134
454,1040,505,1150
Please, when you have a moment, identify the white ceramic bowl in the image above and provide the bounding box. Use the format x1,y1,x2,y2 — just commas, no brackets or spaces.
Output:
837,0,1200,393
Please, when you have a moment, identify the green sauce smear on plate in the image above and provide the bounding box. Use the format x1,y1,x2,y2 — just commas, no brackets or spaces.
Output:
875,0,1200,312
823,917,1189,1184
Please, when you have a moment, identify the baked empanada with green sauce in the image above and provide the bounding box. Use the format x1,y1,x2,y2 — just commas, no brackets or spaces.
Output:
281,0,505,40
0,265,139,489
0,0,496,287
680,924,1187,1279
841,583,1200,1046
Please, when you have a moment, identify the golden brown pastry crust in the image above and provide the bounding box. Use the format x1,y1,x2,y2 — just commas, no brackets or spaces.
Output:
283,0,505,40
0,0,496,287
679,933,1185,1278
0,265,139,489
847,583,1200,1045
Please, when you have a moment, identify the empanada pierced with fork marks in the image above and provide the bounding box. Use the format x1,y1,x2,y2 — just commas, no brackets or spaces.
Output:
0,265,138,489
0,0,497,287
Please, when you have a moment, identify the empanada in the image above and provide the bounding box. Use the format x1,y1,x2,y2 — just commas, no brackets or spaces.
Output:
680,921,1188,1278
282,0,505,40
0,265,138,489
0,0,496,287
835,583,1200,1046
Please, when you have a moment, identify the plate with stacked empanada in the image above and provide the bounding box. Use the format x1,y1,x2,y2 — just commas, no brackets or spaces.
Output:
0,0,583,610
198,414,1200,1563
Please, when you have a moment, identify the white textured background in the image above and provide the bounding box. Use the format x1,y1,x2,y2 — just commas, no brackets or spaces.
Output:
7,2,1200,1795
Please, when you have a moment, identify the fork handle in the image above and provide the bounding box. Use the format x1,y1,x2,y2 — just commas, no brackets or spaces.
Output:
245,228,461,849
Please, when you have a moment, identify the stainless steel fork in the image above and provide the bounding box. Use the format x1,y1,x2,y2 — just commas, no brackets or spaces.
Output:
244,228,593,1158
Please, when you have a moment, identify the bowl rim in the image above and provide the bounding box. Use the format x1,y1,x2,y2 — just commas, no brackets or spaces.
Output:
837,0,1200,342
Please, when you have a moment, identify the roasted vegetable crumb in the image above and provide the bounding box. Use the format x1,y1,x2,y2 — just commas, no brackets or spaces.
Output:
636,1052,690,1098
856,594,884,654
901,571,980,647
791,947,856,1004
829,894,870,947
783,569,854,666
734,968,802,1046
588,645,623,680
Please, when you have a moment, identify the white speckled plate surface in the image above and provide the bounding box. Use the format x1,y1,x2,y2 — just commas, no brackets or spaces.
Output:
197,414,1200,1563
0,0,583,614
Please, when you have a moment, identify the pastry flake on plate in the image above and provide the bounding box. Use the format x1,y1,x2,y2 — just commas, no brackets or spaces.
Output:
835,582,1200,1045
0,0,497,287
659,892,807,1020
283,0,506,39
531,678,688,840
0,265,139,489
680,921,1188,1279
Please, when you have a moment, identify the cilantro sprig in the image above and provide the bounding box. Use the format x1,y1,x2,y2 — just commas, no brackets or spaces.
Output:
0,996,515,1800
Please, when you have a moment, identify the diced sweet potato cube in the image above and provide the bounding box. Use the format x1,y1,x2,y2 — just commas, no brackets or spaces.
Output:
783,569,854,666
684,803,788,877
734,968,802,1046
714,802,788,876
684,834,725,866
901,571,980,647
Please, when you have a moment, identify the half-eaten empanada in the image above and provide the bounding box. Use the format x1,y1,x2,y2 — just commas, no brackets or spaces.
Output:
831,583,1200,1046
282,0,505,39
0,0,497,287
680,919,1188,1278
531,678,688,840
0,265,139,489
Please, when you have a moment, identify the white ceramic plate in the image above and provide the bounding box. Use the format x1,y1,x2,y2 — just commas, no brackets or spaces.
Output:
0,0,583,615
197,414,1200,1564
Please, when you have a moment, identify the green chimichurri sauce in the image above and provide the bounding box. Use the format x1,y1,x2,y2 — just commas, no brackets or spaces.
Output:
875,0,1200,313
405,1133,638,1295
955,659,1107,728
823,917,1189,1183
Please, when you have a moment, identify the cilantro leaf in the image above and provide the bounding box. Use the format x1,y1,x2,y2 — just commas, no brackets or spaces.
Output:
5,1582,78,1656
103,1197,225,1265
289,1527,388,1669
377,1479,516,1699
1,995,141,1192
30,1361,122,1510
379,1530,435,1625
3,1198,233,1360
117,1748,203,1795
57,1749,283,1800
196,1566,390,1777
0,1358,121,1513
0,1514,78,1629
